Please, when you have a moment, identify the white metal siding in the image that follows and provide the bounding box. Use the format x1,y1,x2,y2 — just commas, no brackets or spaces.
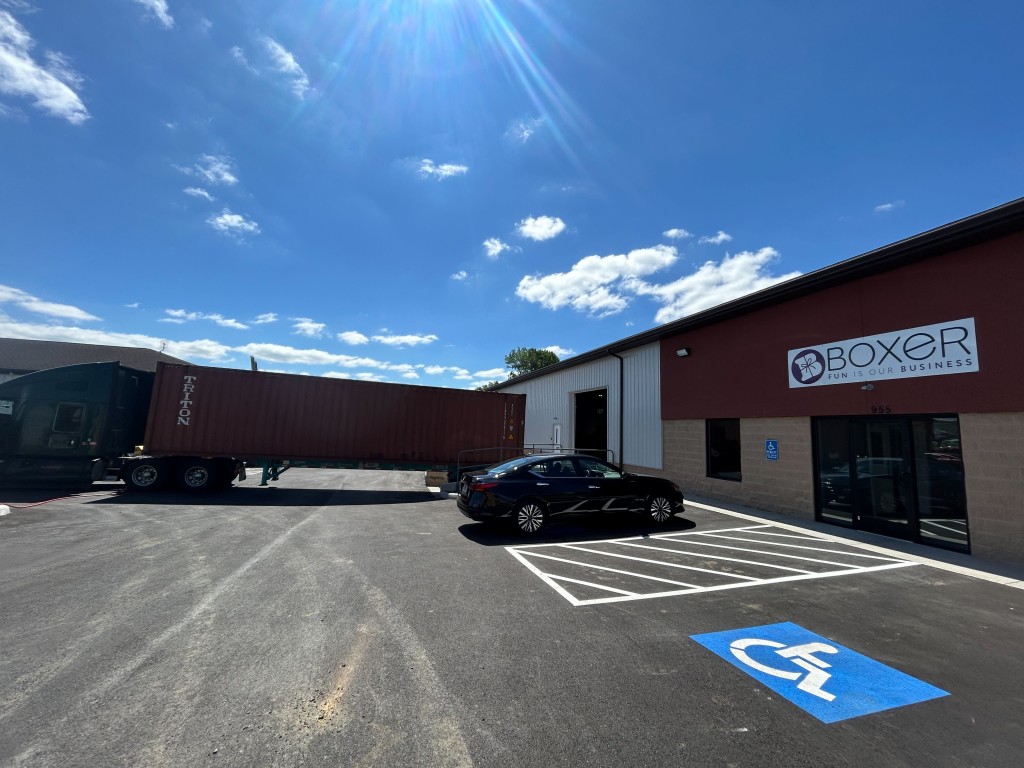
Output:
501,342,662,469
619,344,662,469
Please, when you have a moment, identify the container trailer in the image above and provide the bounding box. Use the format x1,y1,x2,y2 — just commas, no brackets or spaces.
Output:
0,361,525,491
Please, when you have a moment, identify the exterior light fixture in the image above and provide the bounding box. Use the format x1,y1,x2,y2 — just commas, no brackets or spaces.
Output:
676,348,691,357
861,383,875,391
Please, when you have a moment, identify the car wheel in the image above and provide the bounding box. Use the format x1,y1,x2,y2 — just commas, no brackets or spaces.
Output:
514,500,548,535
176,458,219,491
123,459,168,492
647,495,676,524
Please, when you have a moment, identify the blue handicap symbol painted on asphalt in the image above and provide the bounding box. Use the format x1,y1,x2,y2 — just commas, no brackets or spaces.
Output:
691,622,948,723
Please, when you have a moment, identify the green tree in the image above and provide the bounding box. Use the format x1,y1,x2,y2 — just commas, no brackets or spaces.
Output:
504,347,560,378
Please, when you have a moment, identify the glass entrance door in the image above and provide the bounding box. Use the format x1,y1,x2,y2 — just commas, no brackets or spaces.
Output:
814,415,969,553
851,419,914,537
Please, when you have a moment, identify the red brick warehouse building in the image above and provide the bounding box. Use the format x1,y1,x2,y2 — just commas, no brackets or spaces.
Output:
497,198,1024,565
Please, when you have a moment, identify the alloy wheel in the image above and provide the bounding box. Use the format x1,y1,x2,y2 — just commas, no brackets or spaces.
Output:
649,496,673,523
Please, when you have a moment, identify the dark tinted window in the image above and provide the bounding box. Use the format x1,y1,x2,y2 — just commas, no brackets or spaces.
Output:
53,403,85,433
575,456,621,478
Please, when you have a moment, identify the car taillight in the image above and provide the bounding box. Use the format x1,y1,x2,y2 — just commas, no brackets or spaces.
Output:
471,481,498,492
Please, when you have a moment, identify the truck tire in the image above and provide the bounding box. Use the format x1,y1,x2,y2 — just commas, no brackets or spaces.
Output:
123,458,170,492
176,458,220,491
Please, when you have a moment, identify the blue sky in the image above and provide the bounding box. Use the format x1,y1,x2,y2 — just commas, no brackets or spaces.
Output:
1,0,1022,388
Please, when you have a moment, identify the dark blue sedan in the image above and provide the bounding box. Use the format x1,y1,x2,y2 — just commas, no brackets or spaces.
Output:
457,453,685,534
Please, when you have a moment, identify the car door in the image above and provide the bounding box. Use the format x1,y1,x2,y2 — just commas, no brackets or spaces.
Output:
523,459,589,514
572,456,640,513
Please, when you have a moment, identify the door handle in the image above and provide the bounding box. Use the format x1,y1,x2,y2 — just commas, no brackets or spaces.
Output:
536,482,549,486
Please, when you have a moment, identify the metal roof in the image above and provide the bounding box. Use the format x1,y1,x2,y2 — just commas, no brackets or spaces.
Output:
0,338,189,374
496,196,1024,388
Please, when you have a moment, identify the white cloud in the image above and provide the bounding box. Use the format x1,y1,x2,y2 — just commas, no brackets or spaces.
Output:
663,228,691,240
236,342,382,367
0,319,234,362
699,230,733,245
132,0,174,29
423,365,468,377
353,372,387,382
505,116,544,144
159,309,197,324
0,10,89,124
372,333,438,347
338,330,369,345
206,314,247,330
235,344,423,379
0,284,99,321
472,367,507,380
516,244,678,317
418,159,468,180
161,308,248,329
230,45,250,68
252,312,277,324
516,215,566,242
450,270,468,281
874,200,905,213
180,154,238,186
627,247,802,324
262,37,309,98
544,345,572,358
291,317,326,338
207,208,260,237
184,187,214,201
483,238,512,259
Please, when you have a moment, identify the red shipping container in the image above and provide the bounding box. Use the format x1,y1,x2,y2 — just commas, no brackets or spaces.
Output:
144,364,524,467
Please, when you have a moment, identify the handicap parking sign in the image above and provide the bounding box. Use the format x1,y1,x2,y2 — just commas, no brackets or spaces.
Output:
765,439,779,461
691,622,948,723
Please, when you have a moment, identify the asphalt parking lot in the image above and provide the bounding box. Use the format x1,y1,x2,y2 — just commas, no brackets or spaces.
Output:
1,469,1021,767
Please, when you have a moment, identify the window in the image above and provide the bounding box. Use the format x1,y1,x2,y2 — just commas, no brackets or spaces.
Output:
575,456,621,479
707,418,741,481
53,402,85,433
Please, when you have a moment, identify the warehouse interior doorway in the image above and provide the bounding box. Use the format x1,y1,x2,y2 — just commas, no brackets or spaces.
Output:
574,389,608,460
814,415,968,552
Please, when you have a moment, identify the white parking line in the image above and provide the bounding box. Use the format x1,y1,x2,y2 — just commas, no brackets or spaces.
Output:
506,525,918,606
620,538,861,570
560,543,765,579
685,500,1024,590
521,550,702,589
674,531,910,562
611,540,815,573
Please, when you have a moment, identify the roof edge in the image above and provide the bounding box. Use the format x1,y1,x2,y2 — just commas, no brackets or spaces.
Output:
496,196,1024,388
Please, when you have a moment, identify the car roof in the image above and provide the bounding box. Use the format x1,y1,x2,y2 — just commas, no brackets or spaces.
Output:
524,453,602,460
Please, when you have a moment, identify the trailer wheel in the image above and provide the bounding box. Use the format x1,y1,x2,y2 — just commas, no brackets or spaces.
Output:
123,459,169,492
176,458,220,491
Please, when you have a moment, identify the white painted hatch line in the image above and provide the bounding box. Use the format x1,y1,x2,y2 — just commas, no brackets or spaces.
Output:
558,543,765,579
609,540,816,573
506,524,919,606
631,537,877,569
677,531,915,562
517,549,703,589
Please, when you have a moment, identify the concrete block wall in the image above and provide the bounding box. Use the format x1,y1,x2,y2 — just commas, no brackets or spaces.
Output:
959,412,1024,563
738,417,815,519
661,418,814,520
